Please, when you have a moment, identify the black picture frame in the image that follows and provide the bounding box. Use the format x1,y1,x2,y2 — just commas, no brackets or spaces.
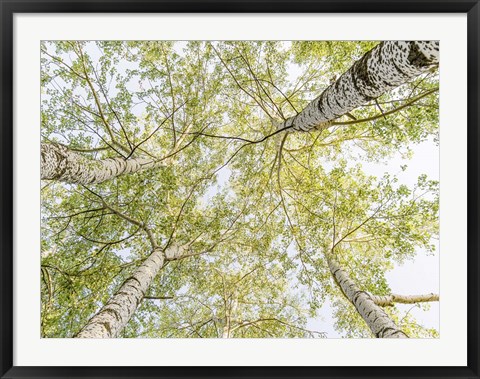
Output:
1,1,479,378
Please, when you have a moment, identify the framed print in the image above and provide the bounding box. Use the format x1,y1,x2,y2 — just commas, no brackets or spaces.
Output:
1,1,479,378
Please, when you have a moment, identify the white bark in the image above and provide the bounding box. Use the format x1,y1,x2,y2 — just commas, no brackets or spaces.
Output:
222,326,230,338
327,257,408,338
41,143,163,184
76,244,184,338
371,293,439,307
280,41,439,132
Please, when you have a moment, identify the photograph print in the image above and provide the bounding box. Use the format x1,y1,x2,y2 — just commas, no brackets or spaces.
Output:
40,40,440,339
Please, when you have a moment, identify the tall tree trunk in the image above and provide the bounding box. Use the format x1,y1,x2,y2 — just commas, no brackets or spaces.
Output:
76,245,183,338
41,143,163,184
280,41,439,132
222,326,230,338
327,256,408,338
371,293,439,307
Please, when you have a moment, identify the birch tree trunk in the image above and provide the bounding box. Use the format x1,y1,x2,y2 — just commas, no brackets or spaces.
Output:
222,326,230,338
41,143,163,184
76,244,184,338
371,293,439,307
75,248,164,338
280,41,439,132
327,257,408,338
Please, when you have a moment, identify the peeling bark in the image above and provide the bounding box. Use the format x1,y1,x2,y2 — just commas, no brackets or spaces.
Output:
41,143,163,184
280,41,439,132
327,257,408,338
371,293,439,307
76,244,184,338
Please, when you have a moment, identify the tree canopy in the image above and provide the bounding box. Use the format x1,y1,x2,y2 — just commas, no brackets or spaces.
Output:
41,41,439,338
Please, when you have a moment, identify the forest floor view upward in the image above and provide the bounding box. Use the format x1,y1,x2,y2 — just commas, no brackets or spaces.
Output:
41,40,440,338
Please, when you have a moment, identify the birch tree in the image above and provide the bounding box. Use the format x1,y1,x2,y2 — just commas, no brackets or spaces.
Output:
371,293,439,307
41,142,166,184
76,247,168,338
331,171,437,337
279,41,438,132
73,190,188,338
